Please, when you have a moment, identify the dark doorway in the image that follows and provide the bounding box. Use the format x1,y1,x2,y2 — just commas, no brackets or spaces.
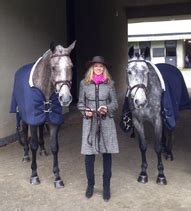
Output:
185,40,191,68
66,0,77,103
165,40,177,66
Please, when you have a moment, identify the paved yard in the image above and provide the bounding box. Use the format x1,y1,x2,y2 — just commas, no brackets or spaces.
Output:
0,105,191,210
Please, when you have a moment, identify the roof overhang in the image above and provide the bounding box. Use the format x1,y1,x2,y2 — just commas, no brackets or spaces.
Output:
128,33,191,42
128,19,191,42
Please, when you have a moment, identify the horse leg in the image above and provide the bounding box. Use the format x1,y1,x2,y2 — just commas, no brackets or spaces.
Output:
30,125,40,185
38,123,48,156
22,122,30,162
164,128,174,161
45,122,50,133
161,126,167,154
161,126,173,161
50,124,64,188
154,118,167,185
134,119,148,184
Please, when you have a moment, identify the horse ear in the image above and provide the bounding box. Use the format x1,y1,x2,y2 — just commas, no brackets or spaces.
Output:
66,40,76,54
128,46,134,58
144,47,150,59
50,41,56,52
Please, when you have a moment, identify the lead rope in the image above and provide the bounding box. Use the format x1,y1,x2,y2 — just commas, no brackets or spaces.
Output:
79,106,108,153
93,113,108,153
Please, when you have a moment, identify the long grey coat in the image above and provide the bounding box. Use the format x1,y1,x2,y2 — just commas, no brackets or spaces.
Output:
77,79,119,155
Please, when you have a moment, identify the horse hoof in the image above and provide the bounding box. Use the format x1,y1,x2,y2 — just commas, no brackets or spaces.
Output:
54,180,64,188
137,175,148,184
30,176,40,185
164,152,174,161
39,149,48,156
156,176,167,185
22,156,30,162
166,154,174,161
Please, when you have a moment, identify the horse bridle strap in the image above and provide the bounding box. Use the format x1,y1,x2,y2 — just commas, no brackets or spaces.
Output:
126,84,148,111
55,80,72,93
128,84,147,96
51,53,69,58
128,60,147,65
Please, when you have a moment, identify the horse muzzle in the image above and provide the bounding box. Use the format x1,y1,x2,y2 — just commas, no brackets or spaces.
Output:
59,95,73,107
134,98,148,109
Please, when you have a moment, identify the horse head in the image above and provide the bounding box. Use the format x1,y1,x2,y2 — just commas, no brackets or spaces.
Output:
126,46,150,109
33,40,75,107
48,41,76,106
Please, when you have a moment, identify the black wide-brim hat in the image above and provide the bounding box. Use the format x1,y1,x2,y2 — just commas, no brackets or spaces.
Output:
86,56,111,69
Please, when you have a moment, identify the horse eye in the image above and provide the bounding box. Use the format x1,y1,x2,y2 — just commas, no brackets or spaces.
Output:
127,71,132,75
52,67,55,71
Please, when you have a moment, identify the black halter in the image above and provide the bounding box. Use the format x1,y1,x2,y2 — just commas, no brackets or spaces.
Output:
127,59,149,110
50,53,69,59
54,80,72,94
127,84,148,98
127,59,148,65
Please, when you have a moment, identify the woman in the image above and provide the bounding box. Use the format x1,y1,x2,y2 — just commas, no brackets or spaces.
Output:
77,56,119,201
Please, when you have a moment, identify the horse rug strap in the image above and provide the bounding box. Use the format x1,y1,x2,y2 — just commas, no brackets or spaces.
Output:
10,63,64,126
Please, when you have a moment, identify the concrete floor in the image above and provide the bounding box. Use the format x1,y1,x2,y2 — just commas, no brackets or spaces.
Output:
0,105,191,211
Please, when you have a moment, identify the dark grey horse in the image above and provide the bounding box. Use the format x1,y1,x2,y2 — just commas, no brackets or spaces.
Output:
10,41,76,188
126,47,190,185
127,47,168,185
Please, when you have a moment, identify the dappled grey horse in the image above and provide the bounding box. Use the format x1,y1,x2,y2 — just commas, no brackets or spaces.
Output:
126,46,190,185
10,41,76,188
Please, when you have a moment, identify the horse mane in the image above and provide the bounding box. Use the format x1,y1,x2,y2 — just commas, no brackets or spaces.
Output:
32,51,53,99
146,62,163,106
42,49,51,59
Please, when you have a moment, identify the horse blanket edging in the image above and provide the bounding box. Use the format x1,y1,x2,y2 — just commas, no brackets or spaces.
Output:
10,63,64,126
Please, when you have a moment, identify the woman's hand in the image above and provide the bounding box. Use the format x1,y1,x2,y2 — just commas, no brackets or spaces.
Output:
85,111,93,117
98,106,107,114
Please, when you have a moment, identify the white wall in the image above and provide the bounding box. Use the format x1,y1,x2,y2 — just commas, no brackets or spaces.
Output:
177,40,184,68
0,0,67,140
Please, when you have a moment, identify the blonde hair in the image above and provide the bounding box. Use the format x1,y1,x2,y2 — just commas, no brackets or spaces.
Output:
84,65,111,85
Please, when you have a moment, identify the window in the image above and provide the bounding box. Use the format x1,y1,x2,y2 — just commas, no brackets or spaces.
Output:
166,47,176,57
153,48,164,57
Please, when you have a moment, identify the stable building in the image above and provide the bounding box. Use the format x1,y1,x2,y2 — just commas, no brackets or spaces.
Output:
128,19,191,69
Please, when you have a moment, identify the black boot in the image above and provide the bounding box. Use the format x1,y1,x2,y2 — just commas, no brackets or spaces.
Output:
85,155,95,199
103,177,111,201
85,185,94,198
102,154,112,201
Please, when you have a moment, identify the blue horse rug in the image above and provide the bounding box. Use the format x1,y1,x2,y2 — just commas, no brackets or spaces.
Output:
10,63,64,126
156,63,190,129
120,63,191,132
